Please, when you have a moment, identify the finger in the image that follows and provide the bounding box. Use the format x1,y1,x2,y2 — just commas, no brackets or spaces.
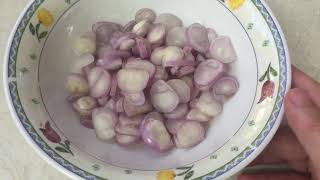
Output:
285,88,320,177
238,172,310,180
249,126,308,173
292,66,320,107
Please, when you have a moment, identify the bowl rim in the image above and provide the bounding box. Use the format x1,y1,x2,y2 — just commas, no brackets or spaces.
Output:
3,0,291,179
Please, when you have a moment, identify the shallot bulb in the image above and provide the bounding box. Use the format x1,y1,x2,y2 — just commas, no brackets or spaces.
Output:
150,80,179,113
73,32,96,55
92,107,118,141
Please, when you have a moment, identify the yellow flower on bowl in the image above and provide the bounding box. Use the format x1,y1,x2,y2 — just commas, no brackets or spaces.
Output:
37,8,54,27
157,170,176,180
228,0,246,11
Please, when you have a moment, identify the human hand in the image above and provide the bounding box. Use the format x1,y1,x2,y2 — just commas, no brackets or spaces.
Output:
239,66,320,180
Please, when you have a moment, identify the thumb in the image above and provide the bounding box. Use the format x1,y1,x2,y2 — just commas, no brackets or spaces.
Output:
285,88,320,173
238,173,309,180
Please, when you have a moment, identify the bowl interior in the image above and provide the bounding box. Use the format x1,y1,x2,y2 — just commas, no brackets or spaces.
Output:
38,0,257,170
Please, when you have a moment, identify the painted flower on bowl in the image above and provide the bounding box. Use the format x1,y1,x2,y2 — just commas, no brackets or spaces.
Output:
227,0,246,10
37,8,54,27
40,121,61,143
157,170,176,180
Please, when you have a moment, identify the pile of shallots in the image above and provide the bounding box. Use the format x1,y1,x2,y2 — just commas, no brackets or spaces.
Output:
66,8,239,152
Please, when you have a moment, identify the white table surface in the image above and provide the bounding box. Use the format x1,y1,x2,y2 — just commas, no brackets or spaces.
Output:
0,0,319,179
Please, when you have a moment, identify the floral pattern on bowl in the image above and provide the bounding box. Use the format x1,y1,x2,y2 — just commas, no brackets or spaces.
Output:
4,0,291,179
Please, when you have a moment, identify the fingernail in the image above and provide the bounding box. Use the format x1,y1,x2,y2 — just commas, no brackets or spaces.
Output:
288,88,313,107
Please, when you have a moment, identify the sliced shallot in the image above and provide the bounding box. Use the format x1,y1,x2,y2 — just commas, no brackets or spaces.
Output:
65,74,89,95
155,13,183,30
186,108,210,122
124,98,153,117
165,119,185,134
115,124,140,137
73,32,96,55
71,54,95,74
174,121,205,149
135,8,157,23
124,92,146,106
118,114,143,127
194,60,225,90
116,97,124,113
116,134,139,145
132,20,152,37
166,26,187,47
167,79,191,103
214,76,239,96
117,69,149,93
87,67,112,98
150,47,166,65
187,23,210,53
209,36,237,63
150,80,180,113
72,96,97,116
135,37,152,59
140,113,173,152
195,92,223,117
147,23,166,44
124,59,156,78
164,104,188,120
93,22,122,43
92,107,118,141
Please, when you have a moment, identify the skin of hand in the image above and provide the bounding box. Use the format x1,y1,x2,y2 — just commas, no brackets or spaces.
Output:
239,66,320,180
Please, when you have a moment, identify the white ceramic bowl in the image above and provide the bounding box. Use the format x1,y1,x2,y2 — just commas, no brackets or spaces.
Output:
4,0,291,179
